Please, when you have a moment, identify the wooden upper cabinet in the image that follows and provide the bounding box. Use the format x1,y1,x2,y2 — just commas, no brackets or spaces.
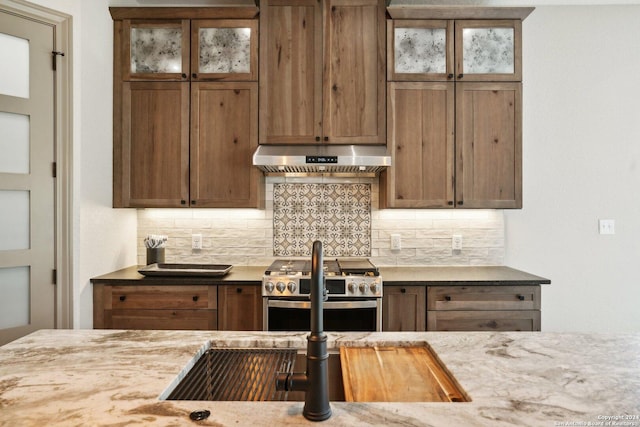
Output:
259,0,385,145
456,82,522,208
123,19,190,81
191,82,262,208
387,18,521,83
381,82,455,208
118,82,190,207
191,19,258,81
259,0,322,144
323,0,386,144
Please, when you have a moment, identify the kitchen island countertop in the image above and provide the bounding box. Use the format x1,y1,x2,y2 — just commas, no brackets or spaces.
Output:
0,329,637,426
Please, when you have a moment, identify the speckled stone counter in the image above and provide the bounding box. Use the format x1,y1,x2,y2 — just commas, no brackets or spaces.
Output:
1,330,637,426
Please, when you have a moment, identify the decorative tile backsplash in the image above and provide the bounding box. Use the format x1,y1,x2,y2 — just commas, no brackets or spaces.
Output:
273,183,371,257
137,177,504,267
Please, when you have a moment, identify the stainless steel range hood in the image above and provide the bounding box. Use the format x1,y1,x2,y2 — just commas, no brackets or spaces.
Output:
252,145,391,176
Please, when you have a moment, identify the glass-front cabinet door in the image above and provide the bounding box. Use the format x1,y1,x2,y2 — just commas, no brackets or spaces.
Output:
455,19,521,82
123,19,190,81
387,20,453,81
191,19,258,81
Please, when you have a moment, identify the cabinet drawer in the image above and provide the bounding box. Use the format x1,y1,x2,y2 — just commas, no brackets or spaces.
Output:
427,285,540,311
108,309,217,330
109,286,216,310
427,310,540,332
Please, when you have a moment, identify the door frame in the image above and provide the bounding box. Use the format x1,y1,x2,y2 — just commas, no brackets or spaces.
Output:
0,0,73,329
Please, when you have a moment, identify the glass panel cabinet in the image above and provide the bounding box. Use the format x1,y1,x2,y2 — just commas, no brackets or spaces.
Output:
388,19,521,82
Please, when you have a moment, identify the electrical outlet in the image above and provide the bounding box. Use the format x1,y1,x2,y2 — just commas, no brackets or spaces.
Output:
390,234,401,250
452,234,463,250
192,233,203,250
598,219,615,235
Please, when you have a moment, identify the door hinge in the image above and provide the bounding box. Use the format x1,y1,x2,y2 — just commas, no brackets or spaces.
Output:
52,51,65,71
52,269,57,285
52,162,57,178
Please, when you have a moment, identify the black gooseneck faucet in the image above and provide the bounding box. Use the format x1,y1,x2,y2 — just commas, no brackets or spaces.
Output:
275,240,332,421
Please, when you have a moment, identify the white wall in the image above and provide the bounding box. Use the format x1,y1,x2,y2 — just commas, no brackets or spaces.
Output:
505,5,640,332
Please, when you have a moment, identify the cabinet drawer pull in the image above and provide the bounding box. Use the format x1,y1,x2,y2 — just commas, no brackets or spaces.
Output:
447,73,454,80
119,295,126,302
517,295,525,301
193,296,199,302
457,73,463,79
236,287,243,293
444,295,451,301
400,288,406,293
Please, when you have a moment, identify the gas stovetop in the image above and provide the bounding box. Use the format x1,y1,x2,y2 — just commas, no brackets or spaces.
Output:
265,258,379,277
262,258,382,297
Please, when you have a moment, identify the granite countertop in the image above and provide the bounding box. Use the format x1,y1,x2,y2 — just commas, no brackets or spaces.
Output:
91,265,550,286
1,330,637,426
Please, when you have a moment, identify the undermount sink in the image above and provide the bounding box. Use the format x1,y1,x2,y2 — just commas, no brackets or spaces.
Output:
161,345,468,403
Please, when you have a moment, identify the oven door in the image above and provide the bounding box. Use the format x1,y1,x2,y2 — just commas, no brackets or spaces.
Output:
264,298,382,332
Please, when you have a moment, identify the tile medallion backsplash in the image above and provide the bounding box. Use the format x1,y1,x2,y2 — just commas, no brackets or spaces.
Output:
273,183,371,257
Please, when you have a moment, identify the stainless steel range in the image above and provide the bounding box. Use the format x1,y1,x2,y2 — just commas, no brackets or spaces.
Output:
262,258,383,332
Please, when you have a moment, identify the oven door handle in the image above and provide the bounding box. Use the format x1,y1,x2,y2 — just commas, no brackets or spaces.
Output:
267,300,378,309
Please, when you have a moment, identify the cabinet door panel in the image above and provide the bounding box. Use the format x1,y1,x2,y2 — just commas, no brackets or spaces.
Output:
120,82,189,207
455,20,522,82
191,82,261,207
427,310,540,332
324,0,385,144
218,285,263,331
123,19,190,81
259,0,322,143
382,82,454,208
192,19,258,81
382,286,426,331
456,82,522,208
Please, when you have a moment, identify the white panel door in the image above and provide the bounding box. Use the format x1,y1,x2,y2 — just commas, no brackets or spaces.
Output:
0,10,56,345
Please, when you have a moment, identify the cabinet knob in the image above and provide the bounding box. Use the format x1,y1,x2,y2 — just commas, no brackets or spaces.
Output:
517,295,525,301
180,200,186,205
191,200,196,205
457,201,463,206
323,136,329,142
444,295,451,301
119,295,126,302
192,73,197,79
457,74,463,79
447,73,454,79
447,201,453,206
181,73,187,79
400,288,406,293
315,136,320,142
236,287,243,293
193,295,199,302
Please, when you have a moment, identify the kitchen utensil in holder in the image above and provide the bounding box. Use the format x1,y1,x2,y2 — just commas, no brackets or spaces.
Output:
146,247,165,265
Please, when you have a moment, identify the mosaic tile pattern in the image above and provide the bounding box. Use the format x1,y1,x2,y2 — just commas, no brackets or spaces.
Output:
462,27,514,74
273,184,371,257
199,28,251,74
130,28,183,74
394,27,447,74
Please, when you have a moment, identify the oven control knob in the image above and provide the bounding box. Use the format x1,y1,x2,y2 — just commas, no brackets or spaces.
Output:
348,282,358,294
276,281,286,293
265,281,275,293
287,281,297,293
359,283,368,294
369,283,380,295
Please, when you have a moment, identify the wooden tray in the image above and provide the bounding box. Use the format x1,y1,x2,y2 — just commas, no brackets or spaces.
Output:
138,263,232,277
339,346,468,402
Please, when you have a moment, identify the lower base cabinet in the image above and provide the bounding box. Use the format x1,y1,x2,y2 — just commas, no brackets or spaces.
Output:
382,286,426,331
426,285,541,331
93,285,218,330
217,285,263,331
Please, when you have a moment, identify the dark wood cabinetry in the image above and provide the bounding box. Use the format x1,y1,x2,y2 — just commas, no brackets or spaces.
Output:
111,8,262,208
426,285,541,331
259,0,385,145
93,285,218,330
217,285,263,331
382,286,426,331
